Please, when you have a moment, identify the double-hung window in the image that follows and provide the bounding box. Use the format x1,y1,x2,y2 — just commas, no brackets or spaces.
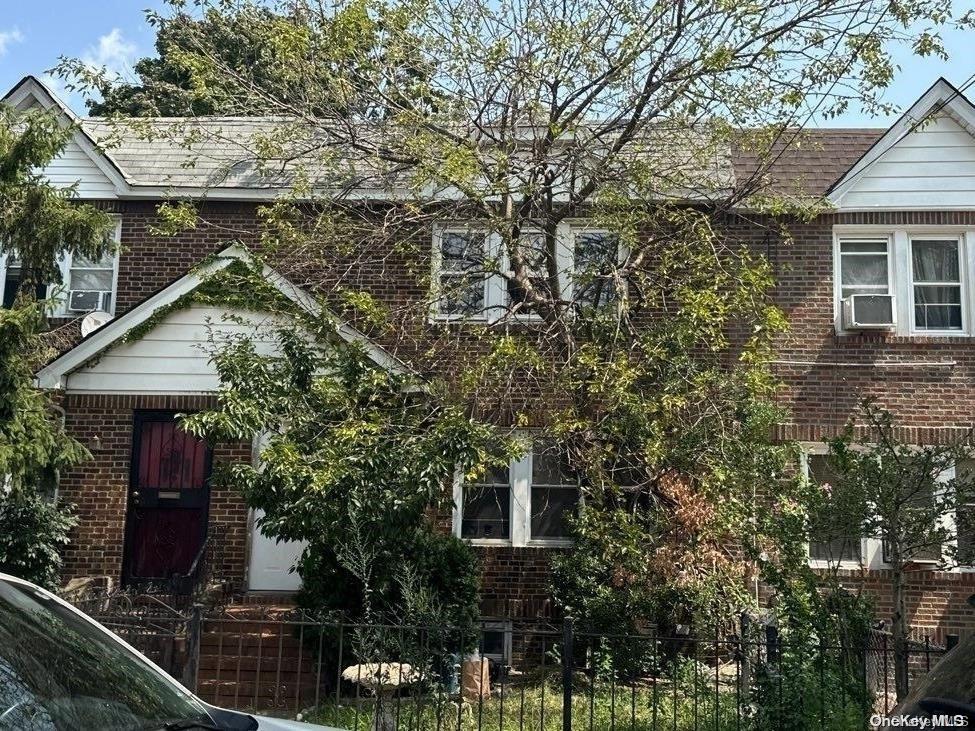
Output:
435,230,488,318
911,237,963,331
456,438,579,546
1,255,48,308
64,252,116,313
530,441,579,541
460,464,511,540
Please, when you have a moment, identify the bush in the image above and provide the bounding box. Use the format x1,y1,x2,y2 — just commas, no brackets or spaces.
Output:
0,489,77,589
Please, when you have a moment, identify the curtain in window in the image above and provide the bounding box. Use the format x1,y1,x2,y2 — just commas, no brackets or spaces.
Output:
912,239,962,330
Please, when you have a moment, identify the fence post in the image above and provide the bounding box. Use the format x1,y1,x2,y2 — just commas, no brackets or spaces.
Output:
562,616,574,731
182,603,203,692
739,613,751,707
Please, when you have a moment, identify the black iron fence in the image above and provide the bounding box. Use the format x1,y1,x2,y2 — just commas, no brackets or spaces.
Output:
67,594,956,730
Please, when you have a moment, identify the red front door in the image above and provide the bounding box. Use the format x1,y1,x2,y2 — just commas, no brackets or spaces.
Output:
123,411,212,585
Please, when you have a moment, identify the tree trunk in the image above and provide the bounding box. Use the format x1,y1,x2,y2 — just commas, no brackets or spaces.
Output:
892,557,910,701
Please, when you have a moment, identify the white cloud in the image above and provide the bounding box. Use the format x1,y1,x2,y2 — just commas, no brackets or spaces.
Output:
83,28,137,79
0,27,24,57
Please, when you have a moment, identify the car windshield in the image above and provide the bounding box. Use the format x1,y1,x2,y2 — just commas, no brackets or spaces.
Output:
893,634,975,718
0,578,213,731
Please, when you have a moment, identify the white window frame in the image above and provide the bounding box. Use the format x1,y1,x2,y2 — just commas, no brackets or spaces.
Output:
430,225,497,322
907,235,966,335
833,226,975,337
431,221,622,324
800,444,883,570
1,217,122,316
479,619,513,667
453,436,577,548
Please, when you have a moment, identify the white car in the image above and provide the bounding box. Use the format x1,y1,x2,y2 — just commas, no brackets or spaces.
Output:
0,572,338,731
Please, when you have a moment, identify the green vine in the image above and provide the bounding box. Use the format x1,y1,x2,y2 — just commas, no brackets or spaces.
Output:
80,256,307,370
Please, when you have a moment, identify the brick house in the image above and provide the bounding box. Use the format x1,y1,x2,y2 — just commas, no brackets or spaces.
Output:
7,73,975,644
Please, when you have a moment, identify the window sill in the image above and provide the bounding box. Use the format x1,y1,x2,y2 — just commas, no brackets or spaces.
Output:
834,329,972,344
807,559,865,570
526,538,574,548
464,538,513,547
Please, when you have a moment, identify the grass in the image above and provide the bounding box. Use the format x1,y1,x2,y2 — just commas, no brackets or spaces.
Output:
303,675,867,731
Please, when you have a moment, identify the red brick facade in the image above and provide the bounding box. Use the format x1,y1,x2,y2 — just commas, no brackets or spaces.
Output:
47,201,975,633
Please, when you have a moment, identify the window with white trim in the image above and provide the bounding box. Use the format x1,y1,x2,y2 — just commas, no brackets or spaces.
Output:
839,238,890,301
455,438,579,546
910,237,962,331
434,229,488,318
63,252,116,314
431,223,620,322
573,231,619,309
530,439,579,540
0,255,48,308
460,463,511,540
955,459,975,566
834,228,975,336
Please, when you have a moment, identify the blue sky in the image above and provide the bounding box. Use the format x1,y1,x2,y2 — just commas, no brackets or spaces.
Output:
0,0,973,127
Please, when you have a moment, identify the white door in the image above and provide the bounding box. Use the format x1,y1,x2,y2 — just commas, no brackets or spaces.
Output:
247,509,306,592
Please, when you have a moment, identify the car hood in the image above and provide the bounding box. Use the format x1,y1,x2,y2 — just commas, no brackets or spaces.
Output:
251,714,340,731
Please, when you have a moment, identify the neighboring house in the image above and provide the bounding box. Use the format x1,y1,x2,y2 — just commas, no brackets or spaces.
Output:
7,74,975,639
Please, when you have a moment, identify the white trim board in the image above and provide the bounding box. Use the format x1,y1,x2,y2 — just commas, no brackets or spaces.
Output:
35,244,410,391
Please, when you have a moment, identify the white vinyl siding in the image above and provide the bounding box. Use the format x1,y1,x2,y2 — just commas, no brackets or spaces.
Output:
40,136,118,199
837,115,975,209
64,305,298,393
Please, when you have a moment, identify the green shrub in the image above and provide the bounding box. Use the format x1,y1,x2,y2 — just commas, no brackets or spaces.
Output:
0,489,76,589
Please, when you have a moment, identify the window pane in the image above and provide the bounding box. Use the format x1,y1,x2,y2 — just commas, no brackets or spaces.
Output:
69,269,114,291
462,464,510,539
532,443,574,485
71,253,114,269
914,285,962,330
840,240,887,253
840,255,888,288
530,486,578,538
574,232,618,308
912,240,960,283
439,274,485,315
441,232,485,272
807,455,862,562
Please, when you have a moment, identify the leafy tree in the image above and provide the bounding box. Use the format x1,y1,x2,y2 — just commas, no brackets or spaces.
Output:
0,107,114,587
181,318,515,624
814,402,975,701
67,0,972,629
58,2,431,118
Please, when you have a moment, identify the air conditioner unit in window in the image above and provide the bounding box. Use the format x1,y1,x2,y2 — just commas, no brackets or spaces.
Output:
842,294,896,330
67,290,112,313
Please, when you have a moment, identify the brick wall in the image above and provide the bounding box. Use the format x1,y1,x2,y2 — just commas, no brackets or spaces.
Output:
58,393,251,589
54,201,975,631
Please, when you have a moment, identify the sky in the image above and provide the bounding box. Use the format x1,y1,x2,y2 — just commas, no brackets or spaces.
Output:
0,0,974,128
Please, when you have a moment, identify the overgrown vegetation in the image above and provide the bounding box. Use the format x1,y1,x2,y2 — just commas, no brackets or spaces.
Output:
181,324,515,626
59,0,975,662
0,107,114,588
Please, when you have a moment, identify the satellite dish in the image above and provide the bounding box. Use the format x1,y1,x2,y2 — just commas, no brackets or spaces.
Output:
81,310,114,337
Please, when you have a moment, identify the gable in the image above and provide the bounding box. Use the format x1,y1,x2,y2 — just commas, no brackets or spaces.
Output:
40,134,118,198
2,76,125,199
828,78,975,211
35,245,409,392
65,305,297,394
833,114,975,209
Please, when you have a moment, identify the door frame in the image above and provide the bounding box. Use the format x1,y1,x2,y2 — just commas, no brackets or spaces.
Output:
121,409,214,588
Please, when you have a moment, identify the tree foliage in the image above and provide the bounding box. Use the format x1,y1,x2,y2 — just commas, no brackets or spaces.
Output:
0,108,113,587
181,319,516,624
64,0,974,627
815,401,975,699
